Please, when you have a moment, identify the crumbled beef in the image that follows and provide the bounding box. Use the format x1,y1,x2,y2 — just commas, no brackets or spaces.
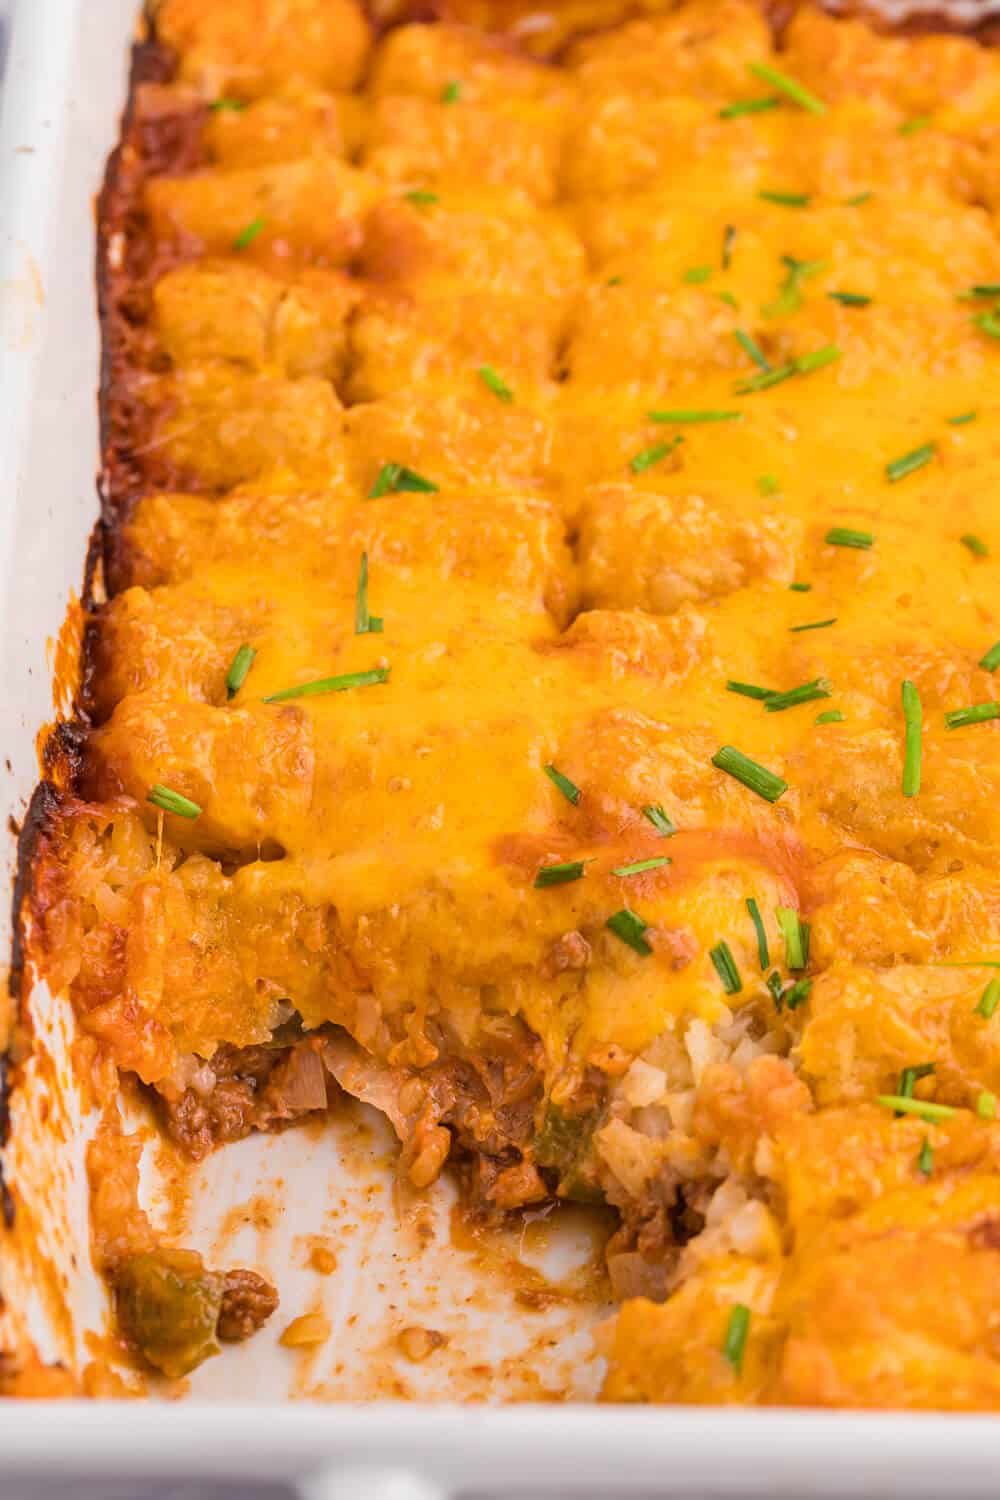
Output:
218,1269,279,1343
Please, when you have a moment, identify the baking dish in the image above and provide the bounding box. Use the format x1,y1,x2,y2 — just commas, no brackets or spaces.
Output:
4,0,1000,1492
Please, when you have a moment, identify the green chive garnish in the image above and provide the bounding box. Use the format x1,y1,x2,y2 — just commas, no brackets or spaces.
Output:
264,667,390,703
844,191,873,205
719,95,780,119
978,1091,997,1119
478,365,513,402
900,1062,935,1101
776,907,808,970
233,216,265,250
726,680,777,701
648,409,741,425
355,551,383,636
225,643,256,699
815,709,844,724
944,701,1000,729
612,856,671,877
734,328,770,371
747,60,826,116
718,291,738,310
948,411,976,425
901,679,922,797
535,860,587,888
827,291,871,307
917,1137,933,1175
886,443,934,483
147,784,201,819
722,225,736,270
789,617,837,632
979,640,1000,672
629,441,676,474
683,265,713,284
723,1304,751,1372
878,1095,956,1123
789,581,811,591
784,977,812,1010
711,746,787,803
369,463,438,498
766,970,784,1006
758,475,780,497
968,284,1000,298
825,526,874,549
404,189,438,205
545,764,581,805
746,897,769,970
642,804,675,837
961,533,989,557
899,115,932,136
763,255,824,319
210,97,246,112
975,978,1000,1018
606,909,652,956
710,940,742,994
735,345,840,394
441,80,462,103
975,310,1000,339
764,677,832,713
758,190,810,208
606,276,622,286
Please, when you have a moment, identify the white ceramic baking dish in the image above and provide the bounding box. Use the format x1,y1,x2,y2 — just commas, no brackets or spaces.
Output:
3,0,1000,1493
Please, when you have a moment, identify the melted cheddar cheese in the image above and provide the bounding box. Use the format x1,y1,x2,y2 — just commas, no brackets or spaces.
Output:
23,0,1000,1399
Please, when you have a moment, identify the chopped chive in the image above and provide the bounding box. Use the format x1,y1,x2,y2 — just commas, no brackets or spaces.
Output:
441,80,462,103
961,533,989,558
735,344,840,394
629,441,675,474
233,216,265,251
734,328,771,371
719,95,780,119
747,60,826,116
766,970,785,1006
944,701,1000,729
978,1091,997,1119
606,908,652,957
789,582,811,592
979,640,1000,672
710,940,742,995
901,679,922,797
147,784,201,819
683,265,713,284
746,897,769,970
225,643,256,699
784,976,812,1010
975,977,1000,1018
718,291,739,310
606,276,622,286
763,255,825,319
404,189,438,205
844,191,873,205
535,860,587,888
612,856,671,877
726,680,777,701
899,114,932,136
264,667,390,703
369,463,438,498
789,617,837,633
764,677,832,713
758,474,780,497
354,551,383,636
825,526,874,549
711,746,787,803
723,1304,751,1372
648,409,741,425
758,190,811,208
975,310,1000,339
948,411,977,425
210,97,246,112
478,365,513,402
776,907,808,970
828,290,871,307
642,804,675,837
917,1137,934,1175
878,1095,956,1122
886,443,935,483
968,284,1000,298
544,764,581,805
899,1062,935,1102
815,709,844,724
722,224,736,269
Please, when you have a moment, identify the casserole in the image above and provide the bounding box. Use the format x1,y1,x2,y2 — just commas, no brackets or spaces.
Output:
4,0,1000,1491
